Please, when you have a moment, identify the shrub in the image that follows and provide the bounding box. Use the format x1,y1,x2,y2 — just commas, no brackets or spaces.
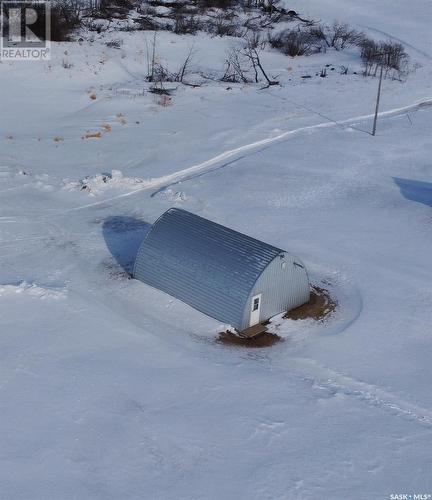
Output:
105,39,123,49
97,0,135,19
172,13,202,34
135,16,162,31
360,38,409,78
269,21,368,58
137,4,158,17
197,0,237,9
206,15,242,37
50,0,82,41
269,29,314,57
308,22,364,51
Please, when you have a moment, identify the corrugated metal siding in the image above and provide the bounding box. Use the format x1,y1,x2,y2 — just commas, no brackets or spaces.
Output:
133,208,285,329
241,254,310,330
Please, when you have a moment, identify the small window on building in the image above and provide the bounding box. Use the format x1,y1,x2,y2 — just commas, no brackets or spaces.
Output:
253,297,260,311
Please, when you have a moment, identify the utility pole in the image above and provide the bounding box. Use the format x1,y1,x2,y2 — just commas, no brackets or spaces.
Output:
372,63,384,136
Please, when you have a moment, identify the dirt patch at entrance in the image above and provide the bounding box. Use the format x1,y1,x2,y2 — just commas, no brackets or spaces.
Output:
216,286,336,348
284,286,337,321
216,330,283,348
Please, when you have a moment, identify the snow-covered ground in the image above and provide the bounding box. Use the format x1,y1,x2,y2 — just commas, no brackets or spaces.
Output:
1,1,432,498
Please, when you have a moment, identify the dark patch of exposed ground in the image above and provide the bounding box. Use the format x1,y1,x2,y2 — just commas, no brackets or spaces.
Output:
284,286,337,321
216,286,337,348
216,330,283,348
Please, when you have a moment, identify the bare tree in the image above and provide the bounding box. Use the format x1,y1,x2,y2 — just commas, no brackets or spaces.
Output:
174,45,196,83
145,40,197,92
145,31,157,82
221,47,250,83
243,39,279,87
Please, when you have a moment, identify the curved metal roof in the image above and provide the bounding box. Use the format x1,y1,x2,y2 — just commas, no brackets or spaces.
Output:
133,208,285,328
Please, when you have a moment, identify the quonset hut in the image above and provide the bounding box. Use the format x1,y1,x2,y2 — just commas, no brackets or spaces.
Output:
133,208,310,332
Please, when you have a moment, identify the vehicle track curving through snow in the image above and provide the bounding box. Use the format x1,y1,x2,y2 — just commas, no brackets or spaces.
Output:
54,97,432,213
284,357,432,429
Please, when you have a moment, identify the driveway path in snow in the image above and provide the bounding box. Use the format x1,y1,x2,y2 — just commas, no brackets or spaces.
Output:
56,97,432,213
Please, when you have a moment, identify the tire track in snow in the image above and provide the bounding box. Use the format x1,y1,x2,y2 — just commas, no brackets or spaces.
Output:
1,100,431,255
150,155,247,198
58,97,432,213
286,357,432,428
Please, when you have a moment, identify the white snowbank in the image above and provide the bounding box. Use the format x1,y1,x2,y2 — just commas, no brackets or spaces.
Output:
62,169,148,196
0,282,67,299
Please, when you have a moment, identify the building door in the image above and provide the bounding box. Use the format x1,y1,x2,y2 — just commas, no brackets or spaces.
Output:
249,294,262,327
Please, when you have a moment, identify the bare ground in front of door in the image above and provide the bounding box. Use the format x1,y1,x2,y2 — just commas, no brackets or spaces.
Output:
216,286,337,348
216,330,283,348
